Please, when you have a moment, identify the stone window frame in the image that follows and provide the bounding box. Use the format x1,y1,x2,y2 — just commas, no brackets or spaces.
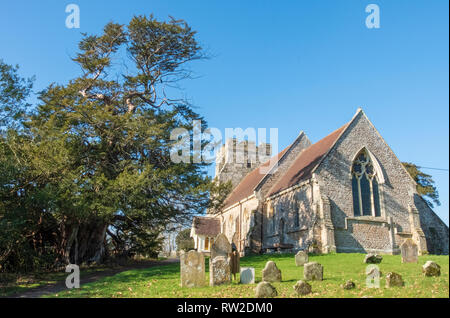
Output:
350,147,386,218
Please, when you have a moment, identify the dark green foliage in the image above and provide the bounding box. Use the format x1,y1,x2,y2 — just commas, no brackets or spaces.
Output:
403,162,440,208
175,229,194,251
0,15,216,271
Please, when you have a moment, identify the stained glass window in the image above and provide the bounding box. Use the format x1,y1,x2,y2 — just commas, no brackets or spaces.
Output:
351,149,382,217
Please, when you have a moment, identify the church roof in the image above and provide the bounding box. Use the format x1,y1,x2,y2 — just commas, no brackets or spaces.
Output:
222,145,291,209
191,216,220,237
267,123,349,196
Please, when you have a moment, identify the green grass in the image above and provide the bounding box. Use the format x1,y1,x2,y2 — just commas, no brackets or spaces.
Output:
0,267,111,297
45,253,448,298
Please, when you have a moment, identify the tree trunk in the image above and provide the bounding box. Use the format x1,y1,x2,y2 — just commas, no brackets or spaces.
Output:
60,220,108,265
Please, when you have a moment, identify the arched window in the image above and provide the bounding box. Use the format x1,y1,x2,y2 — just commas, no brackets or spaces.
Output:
351,149,382,217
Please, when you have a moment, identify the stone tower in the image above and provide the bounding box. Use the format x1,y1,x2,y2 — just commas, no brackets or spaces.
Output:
215,138,272,189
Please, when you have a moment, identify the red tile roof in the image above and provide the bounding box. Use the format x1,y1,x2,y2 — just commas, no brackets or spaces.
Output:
222,145,291,209
267,123,349,196
192,216,220,237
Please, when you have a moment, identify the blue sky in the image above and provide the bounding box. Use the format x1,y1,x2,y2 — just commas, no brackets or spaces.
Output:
1,0,448,224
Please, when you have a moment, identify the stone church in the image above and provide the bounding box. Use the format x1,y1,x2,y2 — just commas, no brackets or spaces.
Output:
197,109,449,256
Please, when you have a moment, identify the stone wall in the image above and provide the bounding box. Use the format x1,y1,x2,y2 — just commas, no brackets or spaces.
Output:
220,196,259,254
415,194,449,255
262,183,318,251
314,110,448,254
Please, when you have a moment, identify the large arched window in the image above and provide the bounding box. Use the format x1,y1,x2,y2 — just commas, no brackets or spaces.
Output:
351,149,382,217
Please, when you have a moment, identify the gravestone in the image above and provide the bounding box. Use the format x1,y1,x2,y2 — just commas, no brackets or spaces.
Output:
422,261,441,277
293,280,312,296
262,261,282,282
295,251,308,266
385,272,404,288
303,262,323,281
210,256,231,286
342,280,356,290
180,250,205,288
240,267,255,284
210,233,232,260
364,254,383,264
229,250,240,280
400,238,418,263
255,281,277,298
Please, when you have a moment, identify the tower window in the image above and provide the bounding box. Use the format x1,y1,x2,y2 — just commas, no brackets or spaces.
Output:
247,161,252,168
351,149,382,217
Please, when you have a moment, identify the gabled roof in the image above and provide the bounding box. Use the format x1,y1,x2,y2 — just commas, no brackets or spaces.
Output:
267,123,349,197
222,145,291,209
191,216,220,237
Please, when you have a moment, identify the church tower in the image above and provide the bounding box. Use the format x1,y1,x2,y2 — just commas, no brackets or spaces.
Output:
215,138,272,189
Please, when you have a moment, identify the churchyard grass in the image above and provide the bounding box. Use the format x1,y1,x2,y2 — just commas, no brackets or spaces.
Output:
44,253,448,298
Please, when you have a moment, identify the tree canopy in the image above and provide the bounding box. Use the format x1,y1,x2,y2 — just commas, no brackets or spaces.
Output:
403,162,440,208
0,15,229,272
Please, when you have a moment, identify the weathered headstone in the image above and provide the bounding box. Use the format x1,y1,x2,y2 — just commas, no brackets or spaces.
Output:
262,261,282,282
400,238,418,263
240,267,255,284
255,281,277,298
230,250,240,280
293,280,312,296
210,233,232,260
365,265,381,288
210,256,231,286
180,250,205,288
385,272,404,288
342,280,356,290
364,254,383,264
295,251,308,266
303,262,323,281
422,261,441,277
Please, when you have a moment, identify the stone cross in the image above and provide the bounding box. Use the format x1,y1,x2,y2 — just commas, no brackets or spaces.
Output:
240,267,255,284
180,250,205,288
400,238,418,263
295,250,308,266
210,256,231,286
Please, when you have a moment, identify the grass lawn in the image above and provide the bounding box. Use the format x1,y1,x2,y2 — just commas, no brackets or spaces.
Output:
44,253,449,298
0,258,165,297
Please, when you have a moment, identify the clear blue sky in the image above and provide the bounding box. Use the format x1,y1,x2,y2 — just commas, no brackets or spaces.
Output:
1,0,448,224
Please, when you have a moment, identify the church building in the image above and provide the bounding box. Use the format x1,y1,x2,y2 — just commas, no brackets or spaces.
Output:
196,109,449,256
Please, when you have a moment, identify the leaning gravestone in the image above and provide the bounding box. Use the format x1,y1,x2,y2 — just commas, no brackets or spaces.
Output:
422,261,441,277
385,272,404,288
303,262,323,281
400,238,418,263
295,251,308,266
255,281,277,298
180,250,205,288
364,254,383,264
210,256,231,286
262,261,282,282
240,267,255,284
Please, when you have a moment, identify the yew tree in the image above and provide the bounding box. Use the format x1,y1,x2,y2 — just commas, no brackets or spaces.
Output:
27,15,211,264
